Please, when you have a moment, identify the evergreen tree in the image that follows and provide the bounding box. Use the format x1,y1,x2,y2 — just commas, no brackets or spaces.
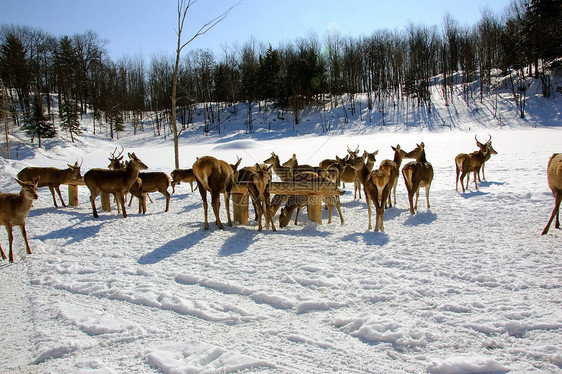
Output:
0,33,30,113
60,93,81,142
23,94,55,147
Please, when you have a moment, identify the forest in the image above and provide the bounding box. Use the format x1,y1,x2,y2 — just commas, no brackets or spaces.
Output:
0,0,560,154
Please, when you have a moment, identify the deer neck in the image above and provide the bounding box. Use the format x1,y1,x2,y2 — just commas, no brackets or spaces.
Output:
417,151,428,163
354,163,370,185
393,152,403,167
124,162,141,182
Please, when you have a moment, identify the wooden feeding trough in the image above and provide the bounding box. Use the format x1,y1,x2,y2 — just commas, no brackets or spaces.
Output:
229,181,343,225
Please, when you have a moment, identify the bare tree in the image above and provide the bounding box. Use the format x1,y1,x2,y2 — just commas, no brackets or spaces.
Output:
171,0,238,169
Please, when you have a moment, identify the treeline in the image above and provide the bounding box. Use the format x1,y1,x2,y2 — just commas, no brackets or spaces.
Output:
0,0,560,151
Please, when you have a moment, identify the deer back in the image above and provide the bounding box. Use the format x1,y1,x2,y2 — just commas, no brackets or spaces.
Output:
138,172,170,193
85,153,148,194
17,163,81,187
193,156,237,193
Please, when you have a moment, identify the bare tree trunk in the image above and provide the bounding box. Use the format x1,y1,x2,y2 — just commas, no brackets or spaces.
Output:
171,0,238,169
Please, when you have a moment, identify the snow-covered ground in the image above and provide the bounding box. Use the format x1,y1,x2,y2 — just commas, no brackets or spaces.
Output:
0,83,561,373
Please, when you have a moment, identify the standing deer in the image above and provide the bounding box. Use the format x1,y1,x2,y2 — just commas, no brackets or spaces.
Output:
193,156,241,230
129,172,171,213
229,164,276,231
108,149,145,214
386,145,408,207
263,152,293,181
17,161,82,207
350,156,392,232
455,135,497,192
84,152,148,218
171,168,196,193
0,178,39,263
475,135,497,181
402,142,433,214
542,153,562,235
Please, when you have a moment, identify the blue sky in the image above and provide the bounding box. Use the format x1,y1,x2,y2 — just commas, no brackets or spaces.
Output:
1,0,512,60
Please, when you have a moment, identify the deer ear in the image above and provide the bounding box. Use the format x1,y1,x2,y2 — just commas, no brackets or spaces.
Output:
374,150,379,155
391,146,396,151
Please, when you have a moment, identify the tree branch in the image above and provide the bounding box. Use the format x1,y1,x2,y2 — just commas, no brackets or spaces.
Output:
177,0,240,53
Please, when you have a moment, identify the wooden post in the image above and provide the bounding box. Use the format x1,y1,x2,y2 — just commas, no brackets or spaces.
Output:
101,192,111,212
68,185,79,207
306,195,323,224
232,193,249,225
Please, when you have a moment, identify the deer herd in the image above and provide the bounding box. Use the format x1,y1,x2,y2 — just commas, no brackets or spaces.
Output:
0,136,560,263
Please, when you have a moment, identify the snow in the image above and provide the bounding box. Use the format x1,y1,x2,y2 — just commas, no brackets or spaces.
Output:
1,82,561,373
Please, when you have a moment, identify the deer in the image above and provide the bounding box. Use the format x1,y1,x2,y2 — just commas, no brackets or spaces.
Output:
475,135,497,182
229,164,276,231
128,172,171,213
263,152,294,182
542,153,562,235
335,154,363,199
278,171,343,228
0,178,39,263
402,142,433,214
382,145,408,207
350,156,392,232
107,148,145,214
84,152,148,218
193,156,242,230
17,161,82,207
455,135,497,192
171,168,196,193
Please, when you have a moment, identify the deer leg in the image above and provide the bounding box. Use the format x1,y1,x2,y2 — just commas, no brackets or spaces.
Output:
0,243,6,260
211,191,223,229
163,190,171,212
198,183,209,230
542,192,561,235
48,185,58,207
294,206,301,225
54,185,66,207
146,193,154,204
265,194,276,232
20,223,32,255
224,192,232,227
335,196,344,224
118,193,128,218
90,192,100,218
473,170,478,190
366,196,373,230
6,224,14,263
425,185,431,209
171,182,176,194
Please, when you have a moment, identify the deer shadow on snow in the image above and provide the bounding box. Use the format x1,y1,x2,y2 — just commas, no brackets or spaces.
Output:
30,208,107,245
403,210,437,226
138,226,211,265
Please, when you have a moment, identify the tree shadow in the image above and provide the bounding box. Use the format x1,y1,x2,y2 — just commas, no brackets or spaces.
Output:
138,228,210,265
403,210,437,226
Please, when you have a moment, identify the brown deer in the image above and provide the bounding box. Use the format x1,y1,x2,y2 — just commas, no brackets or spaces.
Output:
171,168,196,193
350,156,392,232
128,172,171,213
107,149,145,214
378,159,399,208
542,153,562,235
386,145,408,207
278,171,343,227
229,164,276,231
263,152,293,181
193,156,242,230
0,178,39,263
84,152,148,218
455,135,497,192
17,161,82,207
475,135,497,181
402,142,433,214
335,155,363,199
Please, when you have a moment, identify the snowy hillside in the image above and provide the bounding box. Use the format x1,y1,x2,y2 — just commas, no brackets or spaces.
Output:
0,80,561,373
